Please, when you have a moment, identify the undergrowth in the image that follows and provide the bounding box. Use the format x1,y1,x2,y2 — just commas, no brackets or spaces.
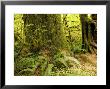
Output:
14,51,96,76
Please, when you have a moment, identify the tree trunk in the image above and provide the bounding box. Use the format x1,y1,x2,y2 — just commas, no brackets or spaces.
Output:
80,14,97,53
80,14,88,50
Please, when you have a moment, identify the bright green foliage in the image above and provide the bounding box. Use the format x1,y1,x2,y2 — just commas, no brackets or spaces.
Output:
14,14,97,76
14,56,37,75
44,64,54,76
53,51,68,69
63,14,82,53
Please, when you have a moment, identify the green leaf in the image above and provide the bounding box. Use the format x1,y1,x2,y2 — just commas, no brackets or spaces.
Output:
44,64,54,76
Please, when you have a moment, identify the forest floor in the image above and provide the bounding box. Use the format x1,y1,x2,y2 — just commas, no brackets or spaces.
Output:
50,53,97,76
75,53,97,75
14,50,97,76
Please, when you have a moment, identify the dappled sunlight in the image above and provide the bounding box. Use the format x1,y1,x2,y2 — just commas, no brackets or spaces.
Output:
14,14,97,76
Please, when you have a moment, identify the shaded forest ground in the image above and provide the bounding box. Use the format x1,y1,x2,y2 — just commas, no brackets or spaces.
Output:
15,50,97,76
49,53,97,76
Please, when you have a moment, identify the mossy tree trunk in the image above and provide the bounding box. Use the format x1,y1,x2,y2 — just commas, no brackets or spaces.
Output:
80,14,97,53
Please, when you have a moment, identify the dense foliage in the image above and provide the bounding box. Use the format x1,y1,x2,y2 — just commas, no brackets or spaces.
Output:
14,14,97,76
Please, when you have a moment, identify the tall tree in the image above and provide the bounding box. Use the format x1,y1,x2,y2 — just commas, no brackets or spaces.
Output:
80,14,97,53
22,14,66,55
80,14,89,50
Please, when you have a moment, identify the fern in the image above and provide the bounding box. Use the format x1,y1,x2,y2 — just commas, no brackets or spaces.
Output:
17,68,35,76
53,52,68,69
44,64,54,76
41,61,48,75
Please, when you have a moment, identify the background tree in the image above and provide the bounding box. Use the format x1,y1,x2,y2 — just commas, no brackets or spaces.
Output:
80,14,97,53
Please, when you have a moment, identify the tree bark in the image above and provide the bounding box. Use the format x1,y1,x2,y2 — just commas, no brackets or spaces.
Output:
80,14,97,54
